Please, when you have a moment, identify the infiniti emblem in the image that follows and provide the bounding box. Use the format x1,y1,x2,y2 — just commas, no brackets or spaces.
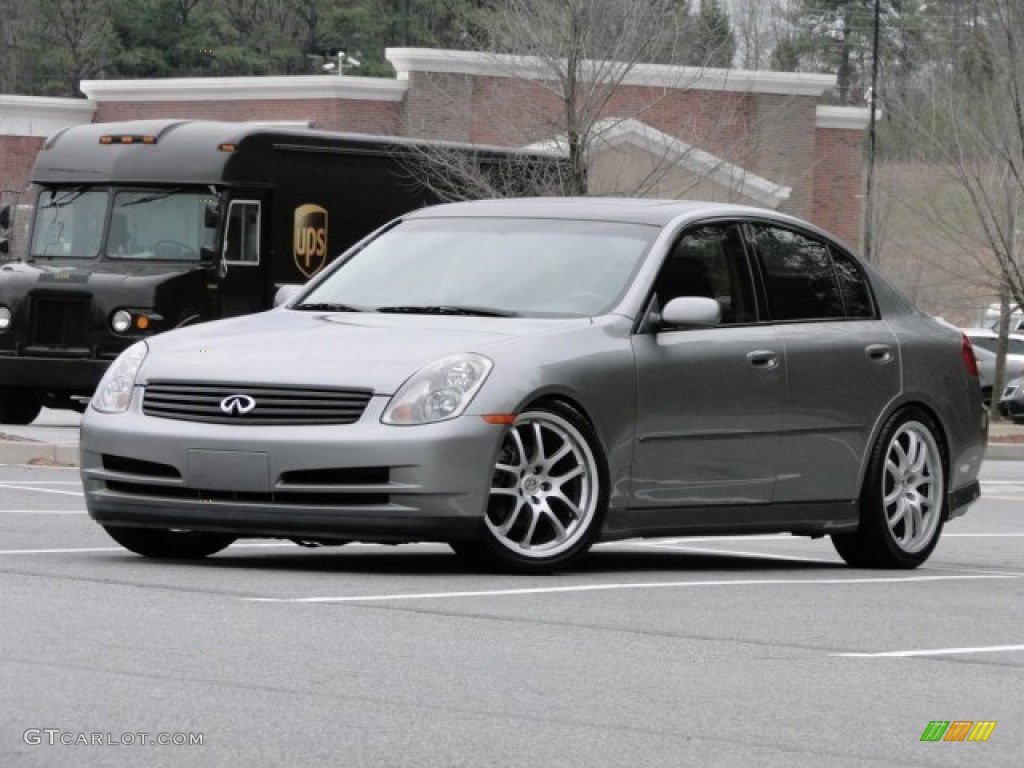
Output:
220,394,256,415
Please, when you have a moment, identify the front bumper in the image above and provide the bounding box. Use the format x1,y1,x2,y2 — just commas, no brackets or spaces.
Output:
81,394,505,543
0,354,110,392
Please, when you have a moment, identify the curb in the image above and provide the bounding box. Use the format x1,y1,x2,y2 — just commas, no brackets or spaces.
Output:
1,441,1022,469
0,442,79,466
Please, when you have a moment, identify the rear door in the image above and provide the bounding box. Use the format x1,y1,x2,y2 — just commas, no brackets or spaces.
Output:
746,223,901,502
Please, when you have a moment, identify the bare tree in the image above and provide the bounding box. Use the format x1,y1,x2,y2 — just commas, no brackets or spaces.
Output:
885,0,1024,416
402,0,773,203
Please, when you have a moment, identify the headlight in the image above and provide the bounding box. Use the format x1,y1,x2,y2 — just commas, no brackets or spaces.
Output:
383,353,493,425
92,341,148,414
111,309,132,333
0,305,11,331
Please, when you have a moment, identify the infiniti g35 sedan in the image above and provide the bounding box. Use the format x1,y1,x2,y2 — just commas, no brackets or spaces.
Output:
81,198,988,572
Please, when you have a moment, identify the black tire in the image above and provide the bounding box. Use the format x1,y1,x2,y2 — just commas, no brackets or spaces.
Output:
454,402,608,574
832,408,947,568
0,387,42,425
103,526,235,559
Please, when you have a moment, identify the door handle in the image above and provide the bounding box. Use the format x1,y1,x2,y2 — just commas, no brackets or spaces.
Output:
746,350,779,369
865,343,893,363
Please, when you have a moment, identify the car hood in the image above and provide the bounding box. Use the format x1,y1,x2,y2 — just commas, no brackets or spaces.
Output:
139,309,590,394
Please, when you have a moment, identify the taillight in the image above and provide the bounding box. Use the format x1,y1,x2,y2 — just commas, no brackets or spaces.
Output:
961,333,980,378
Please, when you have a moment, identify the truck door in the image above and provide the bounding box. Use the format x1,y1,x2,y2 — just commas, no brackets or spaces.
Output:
218,198,265,317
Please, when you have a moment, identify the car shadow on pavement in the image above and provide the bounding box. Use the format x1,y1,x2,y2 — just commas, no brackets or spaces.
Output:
124,542,848,576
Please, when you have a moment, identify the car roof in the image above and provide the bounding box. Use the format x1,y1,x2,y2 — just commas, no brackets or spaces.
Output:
405,197,813,229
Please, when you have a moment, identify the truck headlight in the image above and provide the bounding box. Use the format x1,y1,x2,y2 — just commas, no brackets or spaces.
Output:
382,353,492,425
92,341,148,414
0,306,11,331
111,309,132,334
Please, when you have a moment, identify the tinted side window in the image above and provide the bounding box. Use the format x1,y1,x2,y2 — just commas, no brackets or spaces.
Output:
751,225,843,321
831,247,874,318
653,223,758,325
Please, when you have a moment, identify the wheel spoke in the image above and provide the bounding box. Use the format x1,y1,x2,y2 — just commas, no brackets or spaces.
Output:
497,498,529,536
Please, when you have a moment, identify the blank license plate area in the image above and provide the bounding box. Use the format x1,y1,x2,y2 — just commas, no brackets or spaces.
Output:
187,450,269,492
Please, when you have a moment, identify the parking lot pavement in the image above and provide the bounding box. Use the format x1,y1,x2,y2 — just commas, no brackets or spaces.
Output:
1,460,1022,767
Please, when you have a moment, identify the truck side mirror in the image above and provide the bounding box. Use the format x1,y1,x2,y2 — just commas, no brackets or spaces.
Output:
0,238,8,256
204,203,220,229
200,246,216,262
0,204,10,230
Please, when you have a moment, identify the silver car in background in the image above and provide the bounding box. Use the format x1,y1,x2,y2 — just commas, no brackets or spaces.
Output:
81,199,987,572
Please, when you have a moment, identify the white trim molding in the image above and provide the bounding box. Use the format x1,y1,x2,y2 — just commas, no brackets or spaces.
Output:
528,118,792,208
387,48,836,97
816,105,874,130
0,95,96,137
79,75,407,103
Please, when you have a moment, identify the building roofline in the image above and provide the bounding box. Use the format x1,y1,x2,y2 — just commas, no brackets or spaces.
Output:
816,105,874,130
78,75,407,103
528,118,791,208
0,95,96,137
386,48,836,97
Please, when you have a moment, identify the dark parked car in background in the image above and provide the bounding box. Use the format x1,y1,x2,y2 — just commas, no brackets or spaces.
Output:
80,199,987,573
999,377,1024,423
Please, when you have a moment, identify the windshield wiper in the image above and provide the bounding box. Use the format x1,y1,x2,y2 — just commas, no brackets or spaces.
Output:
292,302,366,312
375,305,519,318
40,188,86,209
120,187,186,207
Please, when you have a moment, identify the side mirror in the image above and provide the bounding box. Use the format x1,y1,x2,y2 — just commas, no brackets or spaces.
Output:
273,284,302,308
204,203,220,229
659,296,721,329
199,246,217,263
0,238,8,256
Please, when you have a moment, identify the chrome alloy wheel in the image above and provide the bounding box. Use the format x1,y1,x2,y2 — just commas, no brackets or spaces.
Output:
882,420,944,554
486,409,600,559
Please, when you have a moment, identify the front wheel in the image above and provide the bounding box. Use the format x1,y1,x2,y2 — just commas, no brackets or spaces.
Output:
0,387,42,425
832,408,946,568
455,403,608,573
103,526,235,559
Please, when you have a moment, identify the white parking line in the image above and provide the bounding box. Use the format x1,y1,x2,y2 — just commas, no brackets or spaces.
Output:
0,509,85,515
244,572,1024,604
0,483,83,497
834,644,1024,658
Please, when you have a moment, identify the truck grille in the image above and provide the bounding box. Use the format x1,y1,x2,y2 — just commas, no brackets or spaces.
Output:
143,382,374,425
31,295,91,347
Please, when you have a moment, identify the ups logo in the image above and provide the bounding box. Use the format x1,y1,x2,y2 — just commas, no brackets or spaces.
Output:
293,204,328,278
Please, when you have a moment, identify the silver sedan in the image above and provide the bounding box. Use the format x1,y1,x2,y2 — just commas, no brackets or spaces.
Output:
81,199,988,572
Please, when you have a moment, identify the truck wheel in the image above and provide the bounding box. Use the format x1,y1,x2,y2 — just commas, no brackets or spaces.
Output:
103,526,235,559
0,388,42,425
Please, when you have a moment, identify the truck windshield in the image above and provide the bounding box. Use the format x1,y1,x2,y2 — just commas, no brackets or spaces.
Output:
29,187,215,261
31,188,108,258
108,190,215,260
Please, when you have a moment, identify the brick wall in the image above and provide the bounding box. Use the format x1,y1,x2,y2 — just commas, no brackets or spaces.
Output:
0,136,44,201
93,99,401,135
814,127,864,247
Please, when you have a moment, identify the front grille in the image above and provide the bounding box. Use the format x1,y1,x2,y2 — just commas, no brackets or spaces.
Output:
142,381,373,425
31,294,90,347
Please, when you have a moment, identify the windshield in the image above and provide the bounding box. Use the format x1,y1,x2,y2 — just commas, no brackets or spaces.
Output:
298,217,656,317
30,188,108,258
29,187,216,261
107,190,216,260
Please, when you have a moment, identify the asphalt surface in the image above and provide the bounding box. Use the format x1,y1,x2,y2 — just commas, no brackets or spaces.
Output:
0,449,1021,767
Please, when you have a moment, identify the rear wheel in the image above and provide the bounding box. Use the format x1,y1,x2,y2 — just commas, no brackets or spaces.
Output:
832,408,946,568
453,403,607,573
103,526,235,559
0,387,42,425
